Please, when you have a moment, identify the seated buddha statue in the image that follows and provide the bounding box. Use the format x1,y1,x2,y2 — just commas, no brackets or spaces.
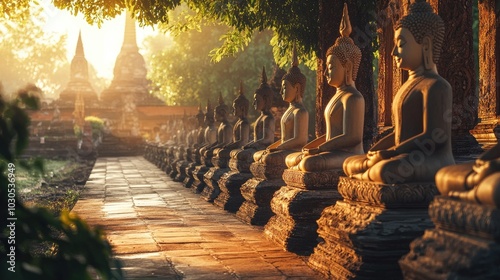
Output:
253,45,309,166
230,67,276,164
436,143,500,207
202,94,233,162
285,3,364,172
198,100,217,161
215,82,251,160
343,0,455,184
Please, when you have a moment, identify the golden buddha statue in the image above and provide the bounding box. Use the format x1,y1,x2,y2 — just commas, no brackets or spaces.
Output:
202,93,233,161
253,45,309,166
198,100,217,162
343,0,455,184
216,82,251,159
285,4,364,172
436,143,500,207
230,67,276,163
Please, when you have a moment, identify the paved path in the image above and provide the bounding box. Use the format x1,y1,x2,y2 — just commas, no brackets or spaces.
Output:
72,157,324,280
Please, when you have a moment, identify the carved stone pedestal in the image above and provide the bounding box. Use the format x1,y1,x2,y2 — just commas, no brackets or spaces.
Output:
174,159,190,182
228,156,253,173
201,166,229,202
191,165,209,194
308,177,438,279
235,161,287,225
400,196,500,279
236,177,283,225
214,170,252,212
164,146,175,174
169,157,182,179
264,169,344,255
183,162,197,188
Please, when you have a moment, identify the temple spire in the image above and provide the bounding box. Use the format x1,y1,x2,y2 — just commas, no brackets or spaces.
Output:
123,10,138,51
75,30,85,57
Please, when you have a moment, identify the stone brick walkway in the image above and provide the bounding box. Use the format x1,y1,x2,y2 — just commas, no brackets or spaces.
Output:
71,157,324,280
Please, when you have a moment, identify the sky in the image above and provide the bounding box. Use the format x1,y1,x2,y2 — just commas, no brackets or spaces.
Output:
39,0,159,81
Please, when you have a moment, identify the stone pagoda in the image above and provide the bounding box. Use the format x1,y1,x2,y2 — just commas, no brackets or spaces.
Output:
100,11,163,136
58,31,98,107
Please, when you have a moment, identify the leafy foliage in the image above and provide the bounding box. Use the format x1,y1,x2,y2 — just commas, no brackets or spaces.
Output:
0,6,69,97
0,85,123,279
51,0,319,68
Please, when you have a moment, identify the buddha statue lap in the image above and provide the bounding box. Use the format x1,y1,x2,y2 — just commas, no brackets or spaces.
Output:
435,143,500,207
229,67,276,172
342,0,454,185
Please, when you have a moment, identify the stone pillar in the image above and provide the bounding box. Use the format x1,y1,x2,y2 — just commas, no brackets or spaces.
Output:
375,0,409,137
429,0,482,155
317,0,377,150
471,0,500,149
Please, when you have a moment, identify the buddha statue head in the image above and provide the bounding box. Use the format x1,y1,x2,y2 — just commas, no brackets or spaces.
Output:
233,81,249,118
204,99,215,126
196,103,205,127
254,66,274,112
215,93,230,122
393,0,445,71
325,3,361,88
282,45,306,103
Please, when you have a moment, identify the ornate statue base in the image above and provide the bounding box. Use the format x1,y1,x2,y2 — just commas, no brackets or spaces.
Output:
191,164,210,194
308,176,438,279
235,161,287,225
168,148,184,179
263,169,344,255
400,196,500,279
201,166,229,202
200,155,231,202
174,157,190,182
228,156,253,173
163,146,176,175
214,157,254,212
183,150,201,188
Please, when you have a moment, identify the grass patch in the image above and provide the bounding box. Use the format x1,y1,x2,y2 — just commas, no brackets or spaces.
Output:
17,158,94,215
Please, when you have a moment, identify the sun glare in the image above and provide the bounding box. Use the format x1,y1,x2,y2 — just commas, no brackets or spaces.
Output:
40,0,156,82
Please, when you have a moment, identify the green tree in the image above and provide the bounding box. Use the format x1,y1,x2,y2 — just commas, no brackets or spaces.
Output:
0,6,69,99
144,8,316,124
0,85,123,279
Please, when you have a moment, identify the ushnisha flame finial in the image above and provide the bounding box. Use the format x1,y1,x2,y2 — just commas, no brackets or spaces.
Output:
261,66,268,84
340,3,352,38
218,92,224,105
292,43,299,67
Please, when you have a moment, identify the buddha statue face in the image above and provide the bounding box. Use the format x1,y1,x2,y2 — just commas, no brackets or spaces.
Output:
233,102,245,118
393,0,445,71
253,94,265,111
392,27,424,71
325,54,347,88
281,79,300,103
214,105,229,122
